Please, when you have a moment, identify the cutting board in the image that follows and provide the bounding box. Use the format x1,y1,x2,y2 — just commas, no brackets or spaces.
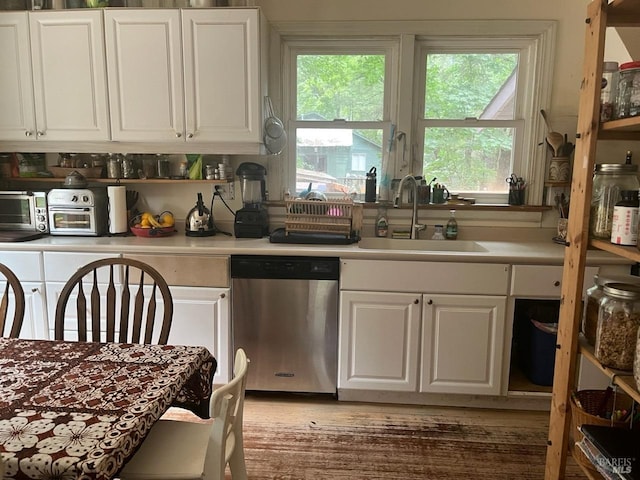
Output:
0,231,45,242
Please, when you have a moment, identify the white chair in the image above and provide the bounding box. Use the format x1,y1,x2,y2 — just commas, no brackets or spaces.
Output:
120,349,250,480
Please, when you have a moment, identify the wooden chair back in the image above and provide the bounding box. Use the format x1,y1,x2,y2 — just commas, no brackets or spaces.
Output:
205,348,250,480
0,262,25,338
54,257,173,344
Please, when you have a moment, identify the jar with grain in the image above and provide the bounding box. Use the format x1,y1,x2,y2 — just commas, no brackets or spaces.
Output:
595,282,640,371
583,273,640,346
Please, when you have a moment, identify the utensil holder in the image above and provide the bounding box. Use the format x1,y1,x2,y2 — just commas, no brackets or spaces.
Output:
508,188,525,205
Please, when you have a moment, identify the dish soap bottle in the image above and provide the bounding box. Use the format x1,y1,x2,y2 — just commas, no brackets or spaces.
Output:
432,225,445,240
445,209,458,240
375,207,388,237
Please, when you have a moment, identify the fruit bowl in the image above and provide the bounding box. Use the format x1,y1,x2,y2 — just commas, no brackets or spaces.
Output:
129,210,176,237
130,225,176,238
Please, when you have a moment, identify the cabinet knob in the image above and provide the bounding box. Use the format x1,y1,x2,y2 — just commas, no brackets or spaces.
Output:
37,131,45,137
25,130,33,137
427,299,433,305
31,287,39,293
220,293,226,299
175,132,182,138
187,133,194,139
554,281,561,287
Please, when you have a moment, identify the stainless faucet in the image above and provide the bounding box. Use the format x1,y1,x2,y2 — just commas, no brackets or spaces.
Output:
393,174,426,239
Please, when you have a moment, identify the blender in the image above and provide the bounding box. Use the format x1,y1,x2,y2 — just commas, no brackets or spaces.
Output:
234,162,269,238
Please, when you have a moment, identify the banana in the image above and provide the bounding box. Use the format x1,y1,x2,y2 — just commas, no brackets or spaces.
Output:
148,215,163,228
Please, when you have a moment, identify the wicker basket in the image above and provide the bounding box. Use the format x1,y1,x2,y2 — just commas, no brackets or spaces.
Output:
570,389,634,474
285,198,362,237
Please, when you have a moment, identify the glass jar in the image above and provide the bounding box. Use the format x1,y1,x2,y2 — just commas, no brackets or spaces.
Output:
590,163,640,239
601,61,619,122
106,153,122,179
583,273,640,346
595,282,640,370
616,61,640,119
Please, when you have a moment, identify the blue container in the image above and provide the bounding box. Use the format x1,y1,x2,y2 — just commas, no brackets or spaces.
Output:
522,319,557,386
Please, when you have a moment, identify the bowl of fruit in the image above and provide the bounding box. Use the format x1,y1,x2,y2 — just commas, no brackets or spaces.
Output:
130,211,176,238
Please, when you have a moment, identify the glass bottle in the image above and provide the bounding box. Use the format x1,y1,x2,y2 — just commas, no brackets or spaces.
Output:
375,207,388,238
589,163,639,240
445,209,458,240
595,282,640,371
432,225,445,240
610,189,639,245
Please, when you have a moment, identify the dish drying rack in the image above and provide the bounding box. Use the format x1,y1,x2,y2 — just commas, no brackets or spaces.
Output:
285,198,362,238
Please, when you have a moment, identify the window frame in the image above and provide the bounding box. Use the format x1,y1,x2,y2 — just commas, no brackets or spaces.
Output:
283,39,398,198
271,20,556,207
413,37,544,204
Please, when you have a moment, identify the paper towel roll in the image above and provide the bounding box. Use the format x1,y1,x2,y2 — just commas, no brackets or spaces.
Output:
107,186,128,234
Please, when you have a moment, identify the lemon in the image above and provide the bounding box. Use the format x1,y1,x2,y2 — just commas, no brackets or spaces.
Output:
159,212,175,228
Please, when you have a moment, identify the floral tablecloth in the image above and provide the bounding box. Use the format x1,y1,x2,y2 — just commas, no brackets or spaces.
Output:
0,338,216,480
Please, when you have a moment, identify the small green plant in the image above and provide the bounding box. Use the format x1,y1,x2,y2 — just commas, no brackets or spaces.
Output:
85,0,108,6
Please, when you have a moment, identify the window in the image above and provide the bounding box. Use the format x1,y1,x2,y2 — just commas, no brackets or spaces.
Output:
286,42,397,198
280,22,553,204
414,38,538,202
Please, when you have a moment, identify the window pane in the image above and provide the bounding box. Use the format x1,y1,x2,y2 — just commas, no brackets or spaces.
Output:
423,127,514,193
297,55,385,121
424,53,518,120
296,128,383,196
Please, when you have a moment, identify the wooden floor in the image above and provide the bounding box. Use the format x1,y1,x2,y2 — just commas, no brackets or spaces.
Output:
231,393,587,480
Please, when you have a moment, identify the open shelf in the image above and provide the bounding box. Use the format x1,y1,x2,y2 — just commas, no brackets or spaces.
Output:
6,177,230,185
589,239,640,263
578,337,640,404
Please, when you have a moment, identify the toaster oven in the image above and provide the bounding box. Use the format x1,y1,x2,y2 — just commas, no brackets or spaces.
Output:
0,191,49,233
47,188,108,236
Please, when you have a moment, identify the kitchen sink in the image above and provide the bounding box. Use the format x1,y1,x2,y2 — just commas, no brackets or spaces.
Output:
358,237,488,252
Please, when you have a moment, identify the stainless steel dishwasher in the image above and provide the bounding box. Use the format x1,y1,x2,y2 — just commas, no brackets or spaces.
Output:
231,255,339,394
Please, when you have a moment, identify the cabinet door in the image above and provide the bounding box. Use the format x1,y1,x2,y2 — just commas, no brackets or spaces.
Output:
0,12,36,141
19,282,49,340
182,9,261,143
167,286,230,384
104,9,185,142
421,294,506,396
339,291,421,391
29,10,110,141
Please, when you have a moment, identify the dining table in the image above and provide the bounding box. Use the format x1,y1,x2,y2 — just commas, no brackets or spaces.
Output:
0,337,216,480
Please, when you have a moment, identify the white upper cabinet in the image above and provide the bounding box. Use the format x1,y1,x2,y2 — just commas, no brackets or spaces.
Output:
28,10,110,142
105,8,262,145
104,9,185,142
0,12,36,142
182,9,261,144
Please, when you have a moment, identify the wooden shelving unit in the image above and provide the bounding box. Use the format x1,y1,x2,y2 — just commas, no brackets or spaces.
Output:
544,1,640,479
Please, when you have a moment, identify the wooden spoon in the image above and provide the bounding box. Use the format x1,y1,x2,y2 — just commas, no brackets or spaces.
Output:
540,109,564,156
546,131,564,157
540,109,553,131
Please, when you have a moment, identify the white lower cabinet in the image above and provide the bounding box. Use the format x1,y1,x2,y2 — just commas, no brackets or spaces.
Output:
0,251,47,339
168,286,230,384
339,291,421,391
123,254,231,384
339,259,510,398
420,294,506,395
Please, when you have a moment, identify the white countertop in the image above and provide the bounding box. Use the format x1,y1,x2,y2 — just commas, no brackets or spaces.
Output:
0,232,628,266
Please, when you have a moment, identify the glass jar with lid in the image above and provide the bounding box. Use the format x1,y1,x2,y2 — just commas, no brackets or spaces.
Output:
595,282,640,371
583,273,640,346
616,61,640,119
590,163,640,240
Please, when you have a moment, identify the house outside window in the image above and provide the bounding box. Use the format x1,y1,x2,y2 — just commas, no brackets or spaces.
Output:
279,21,554,204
